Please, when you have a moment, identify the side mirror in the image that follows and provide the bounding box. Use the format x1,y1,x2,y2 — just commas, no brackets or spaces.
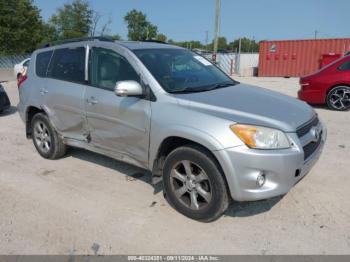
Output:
114,81,143,97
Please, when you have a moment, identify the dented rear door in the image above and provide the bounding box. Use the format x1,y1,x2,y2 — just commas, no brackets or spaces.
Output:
43,45,88,140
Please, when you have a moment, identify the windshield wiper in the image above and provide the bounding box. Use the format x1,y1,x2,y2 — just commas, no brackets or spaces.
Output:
208,81,237,90
169,81,238,94
168,86,213,94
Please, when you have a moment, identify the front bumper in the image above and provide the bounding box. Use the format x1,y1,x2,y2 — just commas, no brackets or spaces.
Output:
214,124,326,201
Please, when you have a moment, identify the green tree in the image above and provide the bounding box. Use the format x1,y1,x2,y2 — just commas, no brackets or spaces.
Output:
124,9,158,40
49,0,93,40
229,37,259,53
91,12,114,37
156,33,167,42
217,37,228,50
40,22,59,46
0,0,45,55
169,40,203,49
187,41,203,49
110,34,121,40
207,37,228,51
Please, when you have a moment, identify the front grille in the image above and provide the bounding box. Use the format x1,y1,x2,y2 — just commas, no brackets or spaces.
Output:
303,131,322,160
297,116,319,138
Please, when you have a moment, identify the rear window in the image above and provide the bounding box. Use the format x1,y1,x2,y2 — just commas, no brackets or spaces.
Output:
338,59,350,71
36,51,53,77
48,47,85,84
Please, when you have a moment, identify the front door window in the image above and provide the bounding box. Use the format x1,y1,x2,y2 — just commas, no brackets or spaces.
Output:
90,47,140,91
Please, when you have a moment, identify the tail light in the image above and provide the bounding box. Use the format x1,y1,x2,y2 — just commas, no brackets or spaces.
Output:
17,75,27,89
299,77,311,90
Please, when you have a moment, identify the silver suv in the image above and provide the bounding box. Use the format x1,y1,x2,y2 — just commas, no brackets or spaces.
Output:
18,38,326,221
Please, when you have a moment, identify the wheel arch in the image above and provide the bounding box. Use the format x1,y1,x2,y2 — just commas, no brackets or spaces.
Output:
25,106,46,138
151,135,227,189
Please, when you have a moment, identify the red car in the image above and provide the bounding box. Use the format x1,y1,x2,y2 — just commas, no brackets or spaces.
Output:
298,54,350,111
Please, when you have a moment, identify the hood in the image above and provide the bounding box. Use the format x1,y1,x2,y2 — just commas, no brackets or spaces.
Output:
176,83,315,132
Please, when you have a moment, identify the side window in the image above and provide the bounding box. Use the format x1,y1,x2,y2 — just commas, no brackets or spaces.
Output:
36,51,53,77
338,59,350,71
90,47,139,91
48,47,85,84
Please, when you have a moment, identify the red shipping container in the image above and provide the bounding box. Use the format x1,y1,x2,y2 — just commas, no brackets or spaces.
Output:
258,38,350,77
319,53,342,68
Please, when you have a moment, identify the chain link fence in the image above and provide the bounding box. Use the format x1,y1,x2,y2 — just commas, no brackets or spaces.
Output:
0,54,30,69
204,53,259,76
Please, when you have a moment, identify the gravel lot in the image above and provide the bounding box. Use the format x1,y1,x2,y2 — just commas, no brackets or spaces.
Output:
0,77,349,255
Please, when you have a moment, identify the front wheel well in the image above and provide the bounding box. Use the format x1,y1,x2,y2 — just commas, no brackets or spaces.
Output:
26,106,45,138
152,137,225,184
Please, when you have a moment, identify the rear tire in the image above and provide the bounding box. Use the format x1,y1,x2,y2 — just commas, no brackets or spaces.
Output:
31,113,67,159
162,145,229,222
326,86,350,111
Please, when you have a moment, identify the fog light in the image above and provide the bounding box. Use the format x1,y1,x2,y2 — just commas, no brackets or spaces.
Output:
257,174,266,187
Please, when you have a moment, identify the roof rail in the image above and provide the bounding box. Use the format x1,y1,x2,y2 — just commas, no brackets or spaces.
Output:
142,39,168,44
41,36,114,48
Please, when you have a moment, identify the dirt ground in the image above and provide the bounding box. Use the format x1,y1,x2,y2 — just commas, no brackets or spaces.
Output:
0,77,349,255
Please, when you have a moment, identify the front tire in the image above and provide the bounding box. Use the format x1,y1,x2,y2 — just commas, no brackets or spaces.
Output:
31,113,67,159
162,145,229,222
326,86,350,111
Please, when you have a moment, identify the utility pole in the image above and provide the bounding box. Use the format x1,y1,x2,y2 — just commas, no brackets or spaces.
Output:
237,38,242,74
205,30,209,50
213,0,221,55
314,30,318,40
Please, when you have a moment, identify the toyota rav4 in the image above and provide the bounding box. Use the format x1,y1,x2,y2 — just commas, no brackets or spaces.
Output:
18,38,326,222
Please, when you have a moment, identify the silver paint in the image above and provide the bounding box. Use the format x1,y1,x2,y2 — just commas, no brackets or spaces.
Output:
18,40,326,201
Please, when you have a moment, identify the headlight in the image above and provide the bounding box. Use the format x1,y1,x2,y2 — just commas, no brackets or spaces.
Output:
230,124,291,149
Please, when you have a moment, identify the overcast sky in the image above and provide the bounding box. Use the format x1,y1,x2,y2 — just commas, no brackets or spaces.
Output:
34,0,350,42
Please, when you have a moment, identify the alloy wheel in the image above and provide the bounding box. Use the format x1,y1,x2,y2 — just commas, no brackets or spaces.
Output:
170,160,212,210
33,120,52,154
328,87,350,110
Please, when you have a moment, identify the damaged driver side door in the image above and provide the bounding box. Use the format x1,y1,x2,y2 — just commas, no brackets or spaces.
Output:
84,46,151,168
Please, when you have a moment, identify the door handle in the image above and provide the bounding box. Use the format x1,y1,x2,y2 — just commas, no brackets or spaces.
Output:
40,88,48,95
86,96,98,105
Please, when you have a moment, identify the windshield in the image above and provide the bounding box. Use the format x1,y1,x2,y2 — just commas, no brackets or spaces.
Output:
134,48,237,93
